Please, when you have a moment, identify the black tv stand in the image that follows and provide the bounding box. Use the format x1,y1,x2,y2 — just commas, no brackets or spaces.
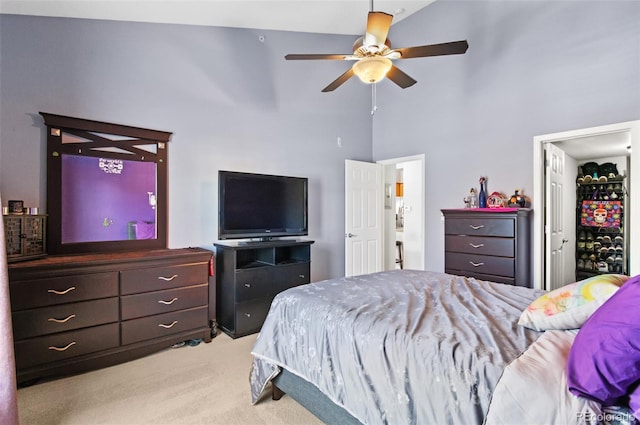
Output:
214,239,314,338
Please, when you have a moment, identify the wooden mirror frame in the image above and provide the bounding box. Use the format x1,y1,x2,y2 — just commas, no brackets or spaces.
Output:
41,112,172,255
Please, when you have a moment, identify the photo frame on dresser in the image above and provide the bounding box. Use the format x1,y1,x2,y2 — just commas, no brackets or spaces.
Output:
7,200,23,214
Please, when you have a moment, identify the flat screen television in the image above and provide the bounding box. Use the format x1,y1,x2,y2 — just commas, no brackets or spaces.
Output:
218,171,308,241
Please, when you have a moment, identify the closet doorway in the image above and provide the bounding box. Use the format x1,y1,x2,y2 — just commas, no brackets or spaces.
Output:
533,120,640,291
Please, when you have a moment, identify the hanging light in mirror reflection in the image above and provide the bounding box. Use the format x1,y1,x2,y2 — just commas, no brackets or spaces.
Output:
98,158,124,174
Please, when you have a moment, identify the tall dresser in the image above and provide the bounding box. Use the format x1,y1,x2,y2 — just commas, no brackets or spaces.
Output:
441,208,532,287
8,248,214,384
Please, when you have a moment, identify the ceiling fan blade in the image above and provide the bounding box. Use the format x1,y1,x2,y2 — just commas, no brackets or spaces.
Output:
395,40,469,59
285,53,353,60
322,68,356,92
365,11,393,46
386,65,417,89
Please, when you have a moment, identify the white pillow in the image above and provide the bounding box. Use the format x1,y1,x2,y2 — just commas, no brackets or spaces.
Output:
485,330,602,425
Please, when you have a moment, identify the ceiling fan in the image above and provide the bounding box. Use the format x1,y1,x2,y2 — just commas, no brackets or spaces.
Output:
285,10,468,92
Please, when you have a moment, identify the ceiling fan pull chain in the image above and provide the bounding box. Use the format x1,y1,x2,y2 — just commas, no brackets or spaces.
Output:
371,84,378,115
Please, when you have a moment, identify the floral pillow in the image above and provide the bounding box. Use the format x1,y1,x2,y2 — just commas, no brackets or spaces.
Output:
518,274,630,331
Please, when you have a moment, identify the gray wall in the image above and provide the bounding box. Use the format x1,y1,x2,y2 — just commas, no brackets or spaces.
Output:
0,15,375,281
372,0,640,273
1,1,639,280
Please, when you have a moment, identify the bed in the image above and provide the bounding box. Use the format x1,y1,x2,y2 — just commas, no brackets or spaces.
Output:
250,270,639,425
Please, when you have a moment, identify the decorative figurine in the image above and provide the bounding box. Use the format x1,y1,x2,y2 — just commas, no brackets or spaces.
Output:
468,188,478,208
487,192,505,208
478,177,487,208
508,189,527,208
463,196,471,208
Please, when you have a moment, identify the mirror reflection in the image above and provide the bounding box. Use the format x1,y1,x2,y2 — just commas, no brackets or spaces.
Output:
61,154,157,243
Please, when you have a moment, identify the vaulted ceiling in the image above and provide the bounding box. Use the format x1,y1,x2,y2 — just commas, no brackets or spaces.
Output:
0,1,434,35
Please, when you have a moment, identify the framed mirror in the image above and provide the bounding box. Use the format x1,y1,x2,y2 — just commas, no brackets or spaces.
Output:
41,112,171,255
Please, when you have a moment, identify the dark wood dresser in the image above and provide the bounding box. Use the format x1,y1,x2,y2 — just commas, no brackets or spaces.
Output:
441,209,532,287
8,248,214,384
214,239,313,338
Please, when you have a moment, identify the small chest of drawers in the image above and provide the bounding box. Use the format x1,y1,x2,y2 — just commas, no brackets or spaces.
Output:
214,240,313,338
8,248,213,384
441,209,532,287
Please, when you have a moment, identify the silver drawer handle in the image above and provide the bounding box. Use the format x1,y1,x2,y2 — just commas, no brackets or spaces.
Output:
158,298,178,305
244,283,251,288
48,287,76,295
48,341,76,351
48,314,76,323
159,321,178,329
244,313,251,318
469,261,485,267
158,274,178,281
469,225,485,230
299,274,305,278
469,243,485,248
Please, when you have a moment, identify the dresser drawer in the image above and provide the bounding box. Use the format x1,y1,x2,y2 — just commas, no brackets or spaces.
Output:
445,269,516,286
272,262,310,294
235,298,272,335
9,272,118,310
445,252,515,278
445,218,514,237
121,306,208,345
14,323,119,370
235,268,273,302
121,263,208,295
445,235,514,257
120,284,208,320
12,297,119,340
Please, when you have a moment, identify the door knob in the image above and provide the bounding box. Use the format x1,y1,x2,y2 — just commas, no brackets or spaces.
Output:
345,233,357,238
557,239,570,250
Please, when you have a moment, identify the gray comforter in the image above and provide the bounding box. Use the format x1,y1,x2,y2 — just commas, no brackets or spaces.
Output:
250,270,544,425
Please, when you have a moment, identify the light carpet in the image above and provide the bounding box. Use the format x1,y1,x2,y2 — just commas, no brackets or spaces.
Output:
17,333,322,425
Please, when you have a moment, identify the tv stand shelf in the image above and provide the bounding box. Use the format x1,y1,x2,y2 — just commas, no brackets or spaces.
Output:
214,239,314,338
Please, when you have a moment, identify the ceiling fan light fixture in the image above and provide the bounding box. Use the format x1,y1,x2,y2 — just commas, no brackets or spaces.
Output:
352,56,392,84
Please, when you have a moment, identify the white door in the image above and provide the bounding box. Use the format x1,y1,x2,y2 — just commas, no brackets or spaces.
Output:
545,143,569,290
345,160,384,276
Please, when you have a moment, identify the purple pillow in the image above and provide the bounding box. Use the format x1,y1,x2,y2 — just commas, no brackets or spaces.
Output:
567,274,640,410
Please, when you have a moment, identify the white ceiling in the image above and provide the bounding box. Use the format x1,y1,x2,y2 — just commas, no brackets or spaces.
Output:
555,131,631,161
0,1,434,35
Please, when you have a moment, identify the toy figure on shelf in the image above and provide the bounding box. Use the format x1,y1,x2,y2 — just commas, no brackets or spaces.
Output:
478,177,487,208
